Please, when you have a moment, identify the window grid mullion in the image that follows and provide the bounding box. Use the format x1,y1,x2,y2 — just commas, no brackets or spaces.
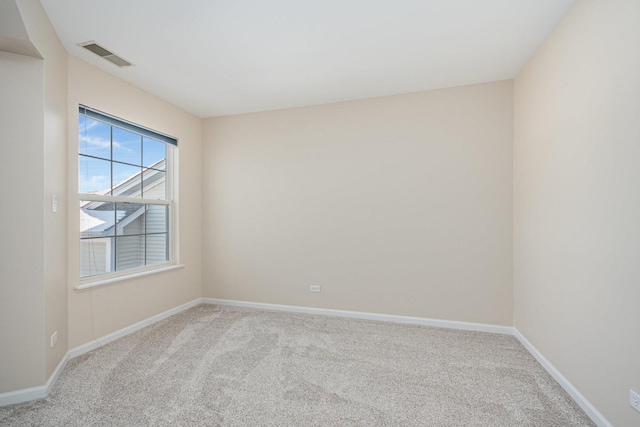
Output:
79,153,165,172
112,127,118,272
82,231,167,240
141,135,144,199
144,203,148,266
79,194,170,205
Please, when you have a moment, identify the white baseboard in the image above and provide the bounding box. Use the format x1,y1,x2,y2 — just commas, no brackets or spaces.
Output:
0,295,610,427
202,298,513,335
0,384,47,407
513,329,611,427
0,351,69,407
0,298,201,407
68,298,201,358
45,351,70,396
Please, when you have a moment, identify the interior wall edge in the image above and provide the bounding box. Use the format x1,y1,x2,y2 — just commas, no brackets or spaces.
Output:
513,328,611,427
202,298,513,335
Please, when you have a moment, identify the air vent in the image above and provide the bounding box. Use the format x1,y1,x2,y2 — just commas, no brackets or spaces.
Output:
78,41,133,68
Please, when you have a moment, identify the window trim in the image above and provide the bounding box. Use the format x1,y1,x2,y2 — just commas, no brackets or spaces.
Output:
75,264,185,291
77,106,178,284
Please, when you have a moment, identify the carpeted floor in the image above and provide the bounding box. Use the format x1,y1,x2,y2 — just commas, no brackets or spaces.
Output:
0,304,593,426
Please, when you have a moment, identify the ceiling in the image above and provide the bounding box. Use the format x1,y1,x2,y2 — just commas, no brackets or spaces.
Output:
40,0,575,118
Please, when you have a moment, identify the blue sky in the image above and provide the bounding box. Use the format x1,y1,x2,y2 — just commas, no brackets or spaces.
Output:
79,116,166,194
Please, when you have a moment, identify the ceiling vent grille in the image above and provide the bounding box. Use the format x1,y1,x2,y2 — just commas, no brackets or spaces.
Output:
78,41,133,68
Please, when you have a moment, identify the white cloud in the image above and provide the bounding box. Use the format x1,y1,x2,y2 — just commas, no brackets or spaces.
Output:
80,135,113,149
79,135,134,152
90,175,109,185
83,120,100,130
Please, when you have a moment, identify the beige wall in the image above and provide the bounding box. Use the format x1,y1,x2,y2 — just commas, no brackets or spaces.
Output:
67,57,203,349
514,0,640,425
0,0,67,394
0,51,46,393
17,0,70,381
203,81,514,326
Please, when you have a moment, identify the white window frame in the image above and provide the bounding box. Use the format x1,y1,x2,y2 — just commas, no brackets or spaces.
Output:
76,105,179,289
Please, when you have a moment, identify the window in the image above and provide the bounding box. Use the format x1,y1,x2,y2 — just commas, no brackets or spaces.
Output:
78,106,177,279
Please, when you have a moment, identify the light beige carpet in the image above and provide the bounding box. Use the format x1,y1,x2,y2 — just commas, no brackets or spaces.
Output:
1,304,593,426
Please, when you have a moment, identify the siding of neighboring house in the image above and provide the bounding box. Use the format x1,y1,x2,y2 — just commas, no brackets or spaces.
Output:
80,175,168,276
141,171,168,265
80,239,109,276
143,169,166,200
145,204,168,265
116,206,167,269
145,235,168,265
116,228,144,270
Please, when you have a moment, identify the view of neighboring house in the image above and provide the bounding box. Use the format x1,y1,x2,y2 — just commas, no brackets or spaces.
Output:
80,159,168,277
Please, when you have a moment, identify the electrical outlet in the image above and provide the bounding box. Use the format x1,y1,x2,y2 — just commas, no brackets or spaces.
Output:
50,331,58,348
631,390,640,413
310,285,321,293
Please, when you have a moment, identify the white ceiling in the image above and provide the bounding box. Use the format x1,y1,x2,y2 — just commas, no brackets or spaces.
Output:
40,0,574,118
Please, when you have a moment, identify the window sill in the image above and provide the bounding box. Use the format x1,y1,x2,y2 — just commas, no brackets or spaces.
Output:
75,264,185,291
